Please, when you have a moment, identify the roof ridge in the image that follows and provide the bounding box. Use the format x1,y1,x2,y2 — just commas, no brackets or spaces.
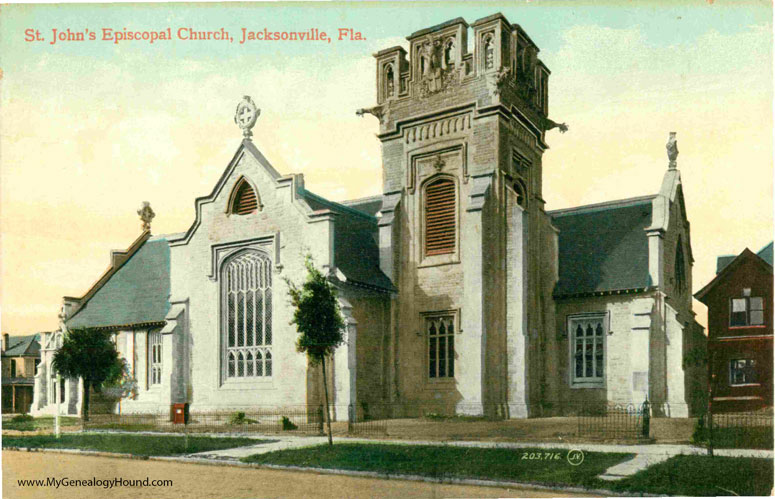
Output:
340,194,382,205
300,188,377,223
548,195,655,216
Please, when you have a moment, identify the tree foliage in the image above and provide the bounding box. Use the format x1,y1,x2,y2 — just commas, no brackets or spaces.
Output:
286,255,346,445
52,327,123,420
286,255,345,363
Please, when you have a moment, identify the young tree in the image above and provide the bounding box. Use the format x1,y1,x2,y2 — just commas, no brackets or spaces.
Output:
52,327,124,421
286,255,345,446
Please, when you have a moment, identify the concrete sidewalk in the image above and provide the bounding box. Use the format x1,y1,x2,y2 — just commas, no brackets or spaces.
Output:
186,433,773,481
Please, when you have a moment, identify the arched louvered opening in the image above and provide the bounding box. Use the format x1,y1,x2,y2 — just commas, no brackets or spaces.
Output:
424,177,456,256
230,179,259,215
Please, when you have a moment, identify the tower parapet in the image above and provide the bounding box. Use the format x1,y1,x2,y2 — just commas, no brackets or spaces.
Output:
371,13,551,136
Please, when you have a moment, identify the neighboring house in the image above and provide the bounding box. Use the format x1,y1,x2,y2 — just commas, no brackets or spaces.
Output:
33,13,704,419
695,242,773,412
2,333,42,413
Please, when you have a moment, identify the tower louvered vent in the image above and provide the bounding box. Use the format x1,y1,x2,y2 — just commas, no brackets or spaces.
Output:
424,178,456,255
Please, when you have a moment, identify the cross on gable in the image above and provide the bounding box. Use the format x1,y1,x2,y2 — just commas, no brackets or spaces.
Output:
234,96,260,139
239,106,254,125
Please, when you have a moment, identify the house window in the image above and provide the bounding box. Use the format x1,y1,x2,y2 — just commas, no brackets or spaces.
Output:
730,359,757,385
222,249,273,380
427,314,455,379
10,360,16,378
34,359,40,376
230,179,259,215
424,177,456,256
569,315,606,387
148,330,162,386
730,296,765,326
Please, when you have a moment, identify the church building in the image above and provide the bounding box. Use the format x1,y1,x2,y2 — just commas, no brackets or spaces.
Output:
33,13,705,419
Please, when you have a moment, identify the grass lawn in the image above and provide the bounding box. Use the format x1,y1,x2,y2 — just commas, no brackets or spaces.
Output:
606,455,774,497
242,443,633,488
2,434,264,456
3,416,81,432
693,426,774,449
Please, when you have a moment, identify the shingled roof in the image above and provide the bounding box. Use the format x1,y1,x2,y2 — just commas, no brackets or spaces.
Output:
300,190,395,292
67,235,172,329
2,334,41,357
715,241,773,275
550,196,654,298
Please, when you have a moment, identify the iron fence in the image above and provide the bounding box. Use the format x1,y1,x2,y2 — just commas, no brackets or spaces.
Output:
78,400,774,447
576,401,650,441
695,410,774,450
85,405,325,435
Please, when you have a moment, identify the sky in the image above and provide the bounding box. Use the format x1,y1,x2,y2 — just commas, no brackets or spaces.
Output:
0,1,772,335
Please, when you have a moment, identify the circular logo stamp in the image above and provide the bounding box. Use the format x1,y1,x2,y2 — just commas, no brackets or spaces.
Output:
566,449,584,466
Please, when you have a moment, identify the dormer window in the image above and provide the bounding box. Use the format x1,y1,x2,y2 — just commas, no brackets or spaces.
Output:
230,179,259,215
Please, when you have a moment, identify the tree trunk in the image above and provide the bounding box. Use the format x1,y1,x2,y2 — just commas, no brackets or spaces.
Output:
321,357,333,446
82,379,91,422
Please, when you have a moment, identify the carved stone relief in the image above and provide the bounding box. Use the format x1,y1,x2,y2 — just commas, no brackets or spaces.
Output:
404,114,471,144
408,144,467,193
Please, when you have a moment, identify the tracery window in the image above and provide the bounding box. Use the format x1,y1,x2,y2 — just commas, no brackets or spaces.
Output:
569,315,606,387
222,250,273,380
427,314,455,379
424,177,456,256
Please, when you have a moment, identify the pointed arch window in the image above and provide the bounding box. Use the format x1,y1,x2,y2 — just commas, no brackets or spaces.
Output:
222,250,273,381
230,179,260,216
384,63,395,99
674,237,686,294
424,177,456,256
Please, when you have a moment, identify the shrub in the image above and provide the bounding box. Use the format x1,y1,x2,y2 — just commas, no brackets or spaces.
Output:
11,414,34,423
229,412,258,425
281,416,297,431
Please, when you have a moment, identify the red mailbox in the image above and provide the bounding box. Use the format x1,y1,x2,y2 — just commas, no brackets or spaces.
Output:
172,403,189,424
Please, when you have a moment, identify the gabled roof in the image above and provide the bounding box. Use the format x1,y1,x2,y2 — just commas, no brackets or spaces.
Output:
695,245,773,303
714,241,771,275
66,234,172,329
2,334,41,357
550,196,655,298
299,189,395,292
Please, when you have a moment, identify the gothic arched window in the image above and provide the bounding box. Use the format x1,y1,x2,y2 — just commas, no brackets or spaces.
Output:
222,250,273,381
675,237,686,294
424,177,456,256
384,63,395,98
230,178,260,215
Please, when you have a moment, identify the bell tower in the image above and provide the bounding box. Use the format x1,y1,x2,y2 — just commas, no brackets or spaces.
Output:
361,13,564,417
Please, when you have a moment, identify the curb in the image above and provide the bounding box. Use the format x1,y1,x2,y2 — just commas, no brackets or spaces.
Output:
5,446,657,497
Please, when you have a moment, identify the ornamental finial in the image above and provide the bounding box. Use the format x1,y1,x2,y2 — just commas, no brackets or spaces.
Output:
137,201,155,232
234,96,260,139
666,132,678,169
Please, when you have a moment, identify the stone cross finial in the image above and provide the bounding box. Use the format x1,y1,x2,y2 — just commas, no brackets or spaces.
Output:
666,132,678,169
234,96,260,139
137,201,155,231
